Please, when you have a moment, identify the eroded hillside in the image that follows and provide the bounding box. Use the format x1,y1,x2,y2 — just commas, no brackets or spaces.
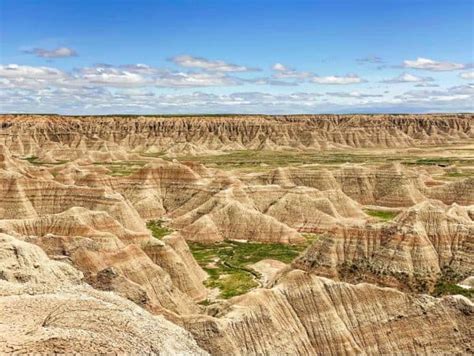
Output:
0,114,473,354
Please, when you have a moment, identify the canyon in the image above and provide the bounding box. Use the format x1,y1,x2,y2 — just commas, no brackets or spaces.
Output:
0,114,473,354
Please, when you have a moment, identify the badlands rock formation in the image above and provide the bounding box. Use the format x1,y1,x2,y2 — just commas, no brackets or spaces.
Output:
248,163,473,207
0,233,207,354
0,114,472,155
0,114,473,354
182,270,473,355
294,200,474,292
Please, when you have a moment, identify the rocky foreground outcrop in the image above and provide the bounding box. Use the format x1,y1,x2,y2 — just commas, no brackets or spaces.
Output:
0,233,207,354
182,269,473,355
3,231,472,355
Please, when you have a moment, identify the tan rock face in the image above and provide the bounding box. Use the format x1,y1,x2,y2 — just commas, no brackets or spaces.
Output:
294,201,474,292
249,163,474,207
183,270,473,355
0,154,208,315
0,233,207,355
1,114,472,155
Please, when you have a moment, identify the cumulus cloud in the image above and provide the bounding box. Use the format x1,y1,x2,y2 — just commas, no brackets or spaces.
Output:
272,63,289,71
0,63,244,89
0,64,65,79
243,77,299,86
271,64,366,85
381,72,434,84
395,85,474,107
23,47,78,58
0,64,69,90
1,59,471,114
326,91,383,98
2,85,472,114
402,57,465,71
170,55,258,72
155,71,240,87
459,71,474,80
2,62,367,90
77,66,150,87
311,74,365,85
414,83,439,88
271,63,313,80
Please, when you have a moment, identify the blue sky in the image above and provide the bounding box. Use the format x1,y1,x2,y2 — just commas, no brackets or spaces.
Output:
1,0,473,114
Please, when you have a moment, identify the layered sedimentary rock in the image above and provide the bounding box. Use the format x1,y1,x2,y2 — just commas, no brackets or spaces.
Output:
0,233,207,355
1,114,472,155
183,269,473,355
248,163,474,207
1,114,473,354
171,188,304,244
0,207,147,248
0,155,209,314
0,168,146,233
426,177,474,206
293,201,474,292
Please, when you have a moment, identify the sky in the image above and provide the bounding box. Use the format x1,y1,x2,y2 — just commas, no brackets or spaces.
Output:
0,0,473,114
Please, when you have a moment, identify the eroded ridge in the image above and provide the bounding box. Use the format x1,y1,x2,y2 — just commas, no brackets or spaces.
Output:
1,114,472,156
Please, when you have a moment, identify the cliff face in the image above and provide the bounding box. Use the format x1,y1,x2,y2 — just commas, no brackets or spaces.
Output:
293,201,474,293
1,114,472,155
183,270,473,355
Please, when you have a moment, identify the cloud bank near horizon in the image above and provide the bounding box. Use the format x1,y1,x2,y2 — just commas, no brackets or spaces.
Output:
1,54,473,114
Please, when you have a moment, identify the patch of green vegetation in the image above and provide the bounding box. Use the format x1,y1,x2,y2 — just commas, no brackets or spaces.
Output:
433,281,473,299
402,158,453,167
176,148,474,172
189,236,317,299
364,209,399,221
205,267,257,299
22,156,68,166
415,158,452,166
178,150,375,171
140,152,167,158
94,160,147,176
24,156,39,163
197,299,215,306
146,219,173,240
443,171,473,179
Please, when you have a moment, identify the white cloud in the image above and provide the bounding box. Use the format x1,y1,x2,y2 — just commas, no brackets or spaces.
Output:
459,71,474,80
402,57,465,71
170,55,257,72
78,66,149,87
0,64,65,79
395,85,474,106
271,64,365,84
0,64,69,90
271,63,312,80
0,63,243,89
240,77,297,86
414,83,439,88
154,71,240,87
311,74,365,85
23,47,78,58
272,63,289,71
2,86,472,114
326,91,382,98
381,72,434,83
